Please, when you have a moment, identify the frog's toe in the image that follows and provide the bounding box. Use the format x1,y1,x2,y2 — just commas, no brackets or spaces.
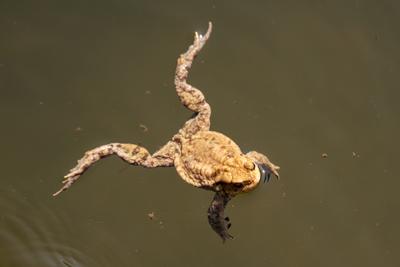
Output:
53,175,80,196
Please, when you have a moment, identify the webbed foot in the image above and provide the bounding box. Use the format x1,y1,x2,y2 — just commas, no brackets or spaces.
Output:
258,163,280,183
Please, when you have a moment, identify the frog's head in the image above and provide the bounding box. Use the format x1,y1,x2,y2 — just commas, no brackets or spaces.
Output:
210,150,279,195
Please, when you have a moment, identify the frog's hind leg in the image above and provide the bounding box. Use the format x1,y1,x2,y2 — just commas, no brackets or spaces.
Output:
207,190,234,242
175,22,212,137
53,141,176,196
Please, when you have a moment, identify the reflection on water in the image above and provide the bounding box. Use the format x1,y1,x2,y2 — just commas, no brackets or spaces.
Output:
0,0,399,266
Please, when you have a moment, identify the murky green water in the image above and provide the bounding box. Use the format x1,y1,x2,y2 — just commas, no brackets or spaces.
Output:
1,1,399,266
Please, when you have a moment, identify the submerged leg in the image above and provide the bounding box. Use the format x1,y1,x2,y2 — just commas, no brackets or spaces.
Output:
175,22,212,136
53,142,176,196
207,190,234,242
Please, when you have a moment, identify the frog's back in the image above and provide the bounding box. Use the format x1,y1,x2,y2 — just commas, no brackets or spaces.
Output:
175,131,257,187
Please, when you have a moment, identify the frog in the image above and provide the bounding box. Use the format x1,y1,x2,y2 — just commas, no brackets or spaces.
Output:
54,22,280,242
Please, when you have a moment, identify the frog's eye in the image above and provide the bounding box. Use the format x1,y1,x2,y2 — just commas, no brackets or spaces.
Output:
244,161,255,170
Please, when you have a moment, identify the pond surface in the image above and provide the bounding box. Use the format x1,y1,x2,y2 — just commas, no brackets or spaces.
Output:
0,0,399,266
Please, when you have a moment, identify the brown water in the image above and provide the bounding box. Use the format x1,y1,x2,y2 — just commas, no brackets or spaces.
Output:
1,1,399,266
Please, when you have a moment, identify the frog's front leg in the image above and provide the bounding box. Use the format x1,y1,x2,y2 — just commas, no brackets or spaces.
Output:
246,151,280,181
53,141,176,196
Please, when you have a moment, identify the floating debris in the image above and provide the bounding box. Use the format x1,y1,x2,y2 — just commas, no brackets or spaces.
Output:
147,211,155,220
61,260,73,267
139,124,148,132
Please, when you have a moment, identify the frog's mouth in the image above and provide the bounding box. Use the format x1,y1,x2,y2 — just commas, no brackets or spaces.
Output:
257,163,276,183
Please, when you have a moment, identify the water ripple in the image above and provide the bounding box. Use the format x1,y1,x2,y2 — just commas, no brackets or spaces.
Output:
0,189,99,266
